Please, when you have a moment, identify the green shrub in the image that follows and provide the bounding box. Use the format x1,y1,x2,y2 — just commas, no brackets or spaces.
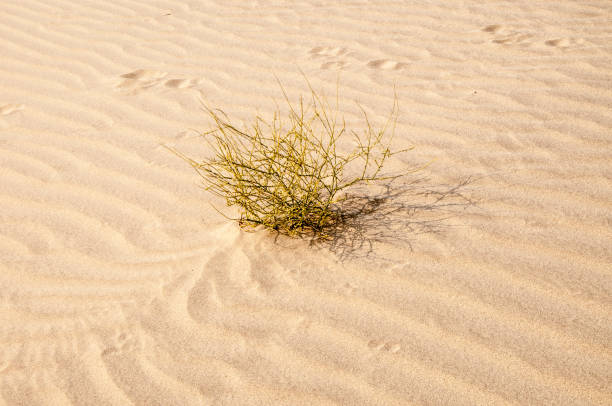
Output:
169,81,415,237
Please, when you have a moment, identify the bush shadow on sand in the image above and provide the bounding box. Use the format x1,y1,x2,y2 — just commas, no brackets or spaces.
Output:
298,175,481,262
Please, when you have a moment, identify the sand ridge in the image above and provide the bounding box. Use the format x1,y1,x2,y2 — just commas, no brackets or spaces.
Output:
1,0,611,405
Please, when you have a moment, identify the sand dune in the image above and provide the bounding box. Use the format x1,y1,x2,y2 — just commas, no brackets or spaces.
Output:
1,0,611,404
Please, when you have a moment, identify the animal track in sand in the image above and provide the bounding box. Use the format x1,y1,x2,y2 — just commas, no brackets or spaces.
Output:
482,24,534,46
482,24,583,49
368,339,401,353
116,69,168,92
309,46,352,70
308,45,408,71
545,37,584,48
492,32,534,46
367,59,407,70
116,69,201,93
120,69,167,81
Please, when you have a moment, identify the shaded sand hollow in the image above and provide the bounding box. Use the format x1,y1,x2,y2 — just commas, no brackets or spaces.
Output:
1,0,611,405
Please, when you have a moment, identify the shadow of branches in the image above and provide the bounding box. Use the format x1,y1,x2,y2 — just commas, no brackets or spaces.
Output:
306,176,481,261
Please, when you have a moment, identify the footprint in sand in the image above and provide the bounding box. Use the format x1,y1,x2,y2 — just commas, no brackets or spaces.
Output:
482,24,534,46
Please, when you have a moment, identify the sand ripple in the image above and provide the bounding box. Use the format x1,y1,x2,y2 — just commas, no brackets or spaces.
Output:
1,0,611,404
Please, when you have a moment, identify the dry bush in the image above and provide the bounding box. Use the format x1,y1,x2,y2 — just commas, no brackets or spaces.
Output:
169,81,419,237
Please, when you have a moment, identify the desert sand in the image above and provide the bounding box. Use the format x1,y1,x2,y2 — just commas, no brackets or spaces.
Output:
1,0,611,405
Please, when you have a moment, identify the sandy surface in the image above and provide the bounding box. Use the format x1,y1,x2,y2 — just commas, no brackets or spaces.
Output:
1,0,611,405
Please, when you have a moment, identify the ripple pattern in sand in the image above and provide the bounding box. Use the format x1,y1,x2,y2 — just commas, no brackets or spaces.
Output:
1,0,611,405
